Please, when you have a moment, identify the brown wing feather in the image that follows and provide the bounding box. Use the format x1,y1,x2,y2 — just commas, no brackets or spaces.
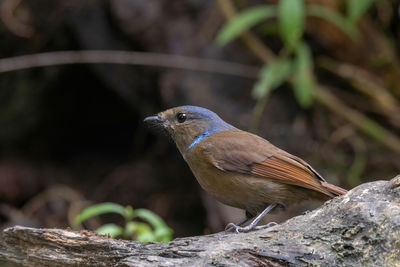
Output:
201,130,346,197
252,154,334,197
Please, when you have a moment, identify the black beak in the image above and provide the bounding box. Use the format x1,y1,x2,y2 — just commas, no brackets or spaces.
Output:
144,115,163,124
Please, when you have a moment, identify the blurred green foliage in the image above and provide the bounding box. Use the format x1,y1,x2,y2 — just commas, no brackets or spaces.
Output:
74,202,173,242
252,58,291,100
216,0,375,109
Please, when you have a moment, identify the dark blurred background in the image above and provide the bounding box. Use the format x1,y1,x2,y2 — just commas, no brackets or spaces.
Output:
0,0,399,237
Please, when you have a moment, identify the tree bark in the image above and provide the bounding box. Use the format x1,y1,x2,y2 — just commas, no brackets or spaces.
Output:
1,175,399,267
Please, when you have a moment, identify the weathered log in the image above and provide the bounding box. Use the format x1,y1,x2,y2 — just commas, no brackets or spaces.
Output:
1,175,399,266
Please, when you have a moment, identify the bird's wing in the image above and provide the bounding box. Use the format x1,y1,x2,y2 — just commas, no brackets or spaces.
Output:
201,130,346,197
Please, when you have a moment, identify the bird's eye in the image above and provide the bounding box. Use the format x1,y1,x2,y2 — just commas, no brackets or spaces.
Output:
176,113,187,123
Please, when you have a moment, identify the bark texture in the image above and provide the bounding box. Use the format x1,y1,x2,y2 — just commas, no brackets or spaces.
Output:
1,175,399,267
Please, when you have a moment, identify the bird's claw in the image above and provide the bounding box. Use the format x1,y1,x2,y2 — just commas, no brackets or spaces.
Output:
254,222,278,230
225,223,240,233
225,221,278,233
225,223,252,233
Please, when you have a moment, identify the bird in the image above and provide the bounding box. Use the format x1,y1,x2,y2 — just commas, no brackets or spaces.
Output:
144,105,347,232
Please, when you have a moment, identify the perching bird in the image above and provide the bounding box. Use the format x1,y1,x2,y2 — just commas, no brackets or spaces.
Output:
144,106,347,232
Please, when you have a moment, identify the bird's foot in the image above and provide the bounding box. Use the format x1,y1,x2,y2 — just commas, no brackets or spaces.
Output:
225,221,278,233
253,222,278,230
225,223,241,233
224,222,251,233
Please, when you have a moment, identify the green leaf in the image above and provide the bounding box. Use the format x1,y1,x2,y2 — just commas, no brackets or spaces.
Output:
216,5,276,45
293,42,314,108
124,205,135,221
307,5,358,38
252,59,292,99
347,0,374,22
134,209,173,242
96,223,123,238
278,0,305,49
154,227,173,242
136,231,156,242
134,209,168,229
125,221,155,242
74,202,126,225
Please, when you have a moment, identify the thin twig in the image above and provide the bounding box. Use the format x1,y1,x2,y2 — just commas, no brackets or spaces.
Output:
315,86,400,153
0,50,259,78
249,93,269,133
318,57,400,128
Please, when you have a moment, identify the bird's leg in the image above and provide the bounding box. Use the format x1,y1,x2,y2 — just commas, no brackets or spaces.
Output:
225,216,250,232
225,203,278,233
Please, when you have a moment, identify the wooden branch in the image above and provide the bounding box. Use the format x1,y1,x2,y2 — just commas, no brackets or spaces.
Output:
1,175,400,266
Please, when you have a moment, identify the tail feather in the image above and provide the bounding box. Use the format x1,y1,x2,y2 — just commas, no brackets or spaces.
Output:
304,161,348,197
321,181,348,196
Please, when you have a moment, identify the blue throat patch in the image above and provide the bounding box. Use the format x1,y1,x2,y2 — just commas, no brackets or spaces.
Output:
187,130,213,150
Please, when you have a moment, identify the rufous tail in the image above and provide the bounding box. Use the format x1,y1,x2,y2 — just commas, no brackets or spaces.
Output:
321,182,348,196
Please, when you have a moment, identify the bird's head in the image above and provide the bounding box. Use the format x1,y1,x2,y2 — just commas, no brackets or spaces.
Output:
144,106,235,154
